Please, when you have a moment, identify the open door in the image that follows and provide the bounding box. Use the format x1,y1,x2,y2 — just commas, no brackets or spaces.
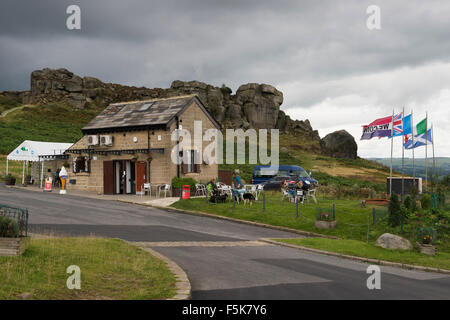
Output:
136,161,147,194
103,160,114,195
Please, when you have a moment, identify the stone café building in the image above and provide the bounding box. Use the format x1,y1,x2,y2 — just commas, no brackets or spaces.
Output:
65,95,220,195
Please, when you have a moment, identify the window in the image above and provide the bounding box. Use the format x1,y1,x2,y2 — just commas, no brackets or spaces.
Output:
139,102,154,111
182,150,200,174
72,156,90,173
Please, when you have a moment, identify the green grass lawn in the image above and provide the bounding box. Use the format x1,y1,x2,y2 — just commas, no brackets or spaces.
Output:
172,194,449,254
172,195,390,241
274,237,450,270
0,237,176,300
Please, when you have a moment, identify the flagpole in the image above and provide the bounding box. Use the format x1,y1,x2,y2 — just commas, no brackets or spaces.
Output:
432,122,435,192
401,107,405,200
412,109,415,186
425,111,428,192
389,109,394,196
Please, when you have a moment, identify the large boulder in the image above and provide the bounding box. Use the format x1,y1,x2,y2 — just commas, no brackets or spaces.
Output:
235,83,283,129
169,80,283,130
375,233,412,250
320,130,357,159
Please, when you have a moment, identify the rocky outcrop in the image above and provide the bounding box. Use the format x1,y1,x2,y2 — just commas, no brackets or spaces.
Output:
168,81,284,130
375,233,412,250
1,68,332,144
9,68,165,109
320,130,357,159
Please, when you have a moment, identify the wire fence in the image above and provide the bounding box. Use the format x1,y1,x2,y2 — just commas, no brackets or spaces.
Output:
0,204,29,237
201,190,449,245
204,190,390,242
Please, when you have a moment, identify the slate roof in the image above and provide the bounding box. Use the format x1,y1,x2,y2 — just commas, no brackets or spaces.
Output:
82,95,218,133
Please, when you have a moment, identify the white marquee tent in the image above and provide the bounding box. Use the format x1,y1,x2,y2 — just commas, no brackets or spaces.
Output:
6,140,73,185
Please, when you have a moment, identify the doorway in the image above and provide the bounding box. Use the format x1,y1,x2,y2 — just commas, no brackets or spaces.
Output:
104,160,145,195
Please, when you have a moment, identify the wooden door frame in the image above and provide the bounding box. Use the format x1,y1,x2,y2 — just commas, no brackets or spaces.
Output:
136,161,147,194
103,160,115,195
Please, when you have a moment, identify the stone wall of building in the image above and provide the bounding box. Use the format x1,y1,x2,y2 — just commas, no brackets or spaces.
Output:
66,100,219,193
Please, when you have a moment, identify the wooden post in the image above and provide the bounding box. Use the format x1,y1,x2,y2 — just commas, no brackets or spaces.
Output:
22,161,25,185
263,193,265,211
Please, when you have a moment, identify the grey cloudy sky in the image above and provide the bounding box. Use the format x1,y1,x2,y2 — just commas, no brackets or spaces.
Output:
1,0,449,158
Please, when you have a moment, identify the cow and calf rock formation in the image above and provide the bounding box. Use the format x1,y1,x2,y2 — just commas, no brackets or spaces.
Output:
1,68,358,159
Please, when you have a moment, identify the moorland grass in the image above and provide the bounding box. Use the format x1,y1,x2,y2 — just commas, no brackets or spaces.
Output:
0,237,176,300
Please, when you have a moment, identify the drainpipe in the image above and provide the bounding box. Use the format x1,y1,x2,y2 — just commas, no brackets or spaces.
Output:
176,116,180,178
147,128,151,183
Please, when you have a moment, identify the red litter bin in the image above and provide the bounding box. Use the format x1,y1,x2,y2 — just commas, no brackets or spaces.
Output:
182,185,190,199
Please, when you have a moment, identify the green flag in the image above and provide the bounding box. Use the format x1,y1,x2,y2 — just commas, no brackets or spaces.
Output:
416,118,427,135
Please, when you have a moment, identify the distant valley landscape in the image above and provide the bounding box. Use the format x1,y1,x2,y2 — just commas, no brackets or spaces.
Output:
368,157,450,180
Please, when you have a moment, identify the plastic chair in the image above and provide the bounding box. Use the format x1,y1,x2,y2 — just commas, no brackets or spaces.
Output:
195,184,206,196
307,189,318,204
141,183,151,197
281,188,290,201
158,184,171,198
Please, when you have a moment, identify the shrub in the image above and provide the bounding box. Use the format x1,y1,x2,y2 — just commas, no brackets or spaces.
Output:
388,192,402,227
316,185,337,198
171,177,197,190
403,195,412,210
421,193,431,211
0,215,19,238
316,212,334,221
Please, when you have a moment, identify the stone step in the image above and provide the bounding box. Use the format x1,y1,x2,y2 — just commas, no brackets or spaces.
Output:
0,248,19,256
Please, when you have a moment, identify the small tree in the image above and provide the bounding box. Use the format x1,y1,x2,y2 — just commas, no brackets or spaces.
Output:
388,192,402,227
421,193,431,211
403,195,412,210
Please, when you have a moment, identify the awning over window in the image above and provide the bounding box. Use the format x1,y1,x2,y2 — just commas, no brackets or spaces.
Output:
6,140,73,162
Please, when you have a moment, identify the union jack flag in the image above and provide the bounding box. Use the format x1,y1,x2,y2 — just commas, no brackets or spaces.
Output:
391,112,403,137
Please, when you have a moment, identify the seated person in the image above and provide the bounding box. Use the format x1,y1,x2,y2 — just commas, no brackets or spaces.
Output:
232,172,245,201
207,178,217,197
296,180,305,203
281,179,289,190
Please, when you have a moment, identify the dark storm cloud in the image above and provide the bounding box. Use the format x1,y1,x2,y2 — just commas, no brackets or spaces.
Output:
1,0,450,157
1,0,450,95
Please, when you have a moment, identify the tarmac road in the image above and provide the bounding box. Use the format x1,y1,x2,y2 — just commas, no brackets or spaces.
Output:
1,183,449,299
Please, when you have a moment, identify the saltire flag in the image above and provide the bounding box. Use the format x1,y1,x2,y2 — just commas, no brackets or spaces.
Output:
404,128,432,149
361,113,400,140
404,116,427,145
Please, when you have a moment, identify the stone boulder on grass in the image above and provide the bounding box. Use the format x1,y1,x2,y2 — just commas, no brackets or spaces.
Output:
375,233,412,250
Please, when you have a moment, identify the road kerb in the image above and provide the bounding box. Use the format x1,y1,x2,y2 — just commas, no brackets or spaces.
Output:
143,204,337,240
129,242,191,300
259,238,450,275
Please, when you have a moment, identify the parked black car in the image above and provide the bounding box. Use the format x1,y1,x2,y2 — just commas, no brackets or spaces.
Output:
259,175,298,191
260,175,316,191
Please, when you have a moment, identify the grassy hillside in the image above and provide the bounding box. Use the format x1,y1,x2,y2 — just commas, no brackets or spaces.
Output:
0,95,20,114
0,95,391,193
0,99,104,154
219,132,390,193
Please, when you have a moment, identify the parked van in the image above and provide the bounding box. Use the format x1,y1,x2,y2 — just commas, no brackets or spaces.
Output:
251,165,318,186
